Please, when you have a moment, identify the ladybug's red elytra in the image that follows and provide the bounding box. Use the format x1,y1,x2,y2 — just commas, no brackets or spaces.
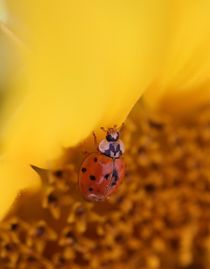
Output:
79,126,125,202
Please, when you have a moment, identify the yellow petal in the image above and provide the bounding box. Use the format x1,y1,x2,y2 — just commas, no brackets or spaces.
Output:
145,0,210,111
0,0,165,218
0,0,7,22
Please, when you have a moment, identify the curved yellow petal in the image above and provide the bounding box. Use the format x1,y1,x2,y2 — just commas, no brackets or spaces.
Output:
0,0,165,218
0,0,7,22
145,0,210,110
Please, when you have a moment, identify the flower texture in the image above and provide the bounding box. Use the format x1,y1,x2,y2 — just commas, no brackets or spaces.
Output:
1,0,165,218
0,1,210,268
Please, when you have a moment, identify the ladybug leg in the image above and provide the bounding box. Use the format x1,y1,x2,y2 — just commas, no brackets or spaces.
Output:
82,150,90,156
92,132,98,150
113,123,124,132
79,141,90,156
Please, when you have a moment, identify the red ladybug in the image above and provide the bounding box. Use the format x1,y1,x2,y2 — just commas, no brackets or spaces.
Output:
79,127,125,202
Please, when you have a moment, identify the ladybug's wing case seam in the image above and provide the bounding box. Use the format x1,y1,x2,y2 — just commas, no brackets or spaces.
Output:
104,159,116,197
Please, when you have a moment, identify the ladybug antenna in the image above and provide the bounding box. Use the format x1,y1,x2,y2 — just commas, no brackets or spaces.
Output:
101,124,124,134
100,127,108,133
112,124,125,132
92,131,98,148
111,124,124,132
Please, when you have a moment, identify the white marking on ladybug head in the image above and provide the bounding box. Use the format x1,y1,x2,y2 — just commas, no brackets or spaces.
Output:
106,131,119,142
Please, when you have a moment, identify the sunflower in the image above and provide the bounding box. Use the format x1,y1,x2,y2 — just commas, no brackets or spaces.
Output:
0,1,210,269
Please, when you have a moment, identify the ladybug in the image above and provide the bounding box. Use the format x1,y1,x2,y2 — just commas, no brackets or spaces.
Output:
79,127,125,201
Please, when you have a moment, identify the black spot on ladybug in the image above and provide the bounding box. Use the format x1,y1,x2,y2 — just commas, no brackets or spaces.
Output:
81,167,87,173
111,182,117,186
94,157,98,162
104,174,110,180
88,187,93,192
89,175,96,181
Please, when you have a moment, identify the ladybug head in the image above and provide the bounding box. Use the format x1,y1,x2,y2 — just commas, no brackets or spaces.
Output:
106,130,120,142
99,126,125,158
